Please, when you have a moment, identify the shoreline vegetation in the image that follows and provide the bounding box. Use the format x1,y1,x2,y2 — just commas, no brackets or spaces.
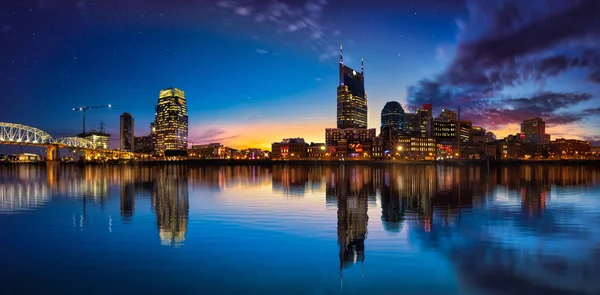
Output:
3,159,600,166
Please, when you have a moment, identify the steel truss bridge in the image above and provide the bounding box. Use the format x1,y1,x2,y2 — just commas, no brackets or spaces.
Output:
0,122,143,160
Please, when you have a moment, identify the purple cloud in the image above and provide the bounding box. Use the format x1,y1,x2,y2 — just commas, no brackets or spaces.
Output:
408,0,600,133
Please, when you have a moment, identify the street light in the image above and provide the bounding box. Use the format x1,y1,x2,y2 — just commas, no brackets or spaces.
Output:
397,146,403,151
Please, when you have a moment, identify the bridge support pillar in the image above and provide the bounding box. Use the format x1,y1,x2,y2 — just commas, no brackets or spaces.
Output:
85,150,93,161
46,144,60,161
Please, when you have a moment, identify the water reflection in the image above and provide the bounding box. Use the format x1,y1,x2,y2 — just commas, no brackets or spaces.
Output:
152,166,189,246
0,164,599,294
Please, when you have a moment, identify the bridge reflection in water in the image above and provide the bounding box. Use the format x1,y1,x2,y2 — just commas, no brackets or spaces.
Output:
1,164,599,294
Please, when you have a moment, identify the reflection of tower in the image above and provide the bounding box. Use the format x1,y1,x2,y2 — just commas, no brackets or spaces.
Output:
331,167,369,272
120,181,134,221
380,169,405,232
153,166,189,246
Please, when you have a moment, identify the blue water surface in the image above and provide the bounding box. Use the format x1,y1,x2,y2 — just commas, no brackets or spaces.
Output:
0,164,599,295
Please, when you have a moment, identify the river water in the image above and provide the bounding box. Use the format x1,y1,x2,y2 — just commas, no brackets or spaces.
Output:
0,163,599,295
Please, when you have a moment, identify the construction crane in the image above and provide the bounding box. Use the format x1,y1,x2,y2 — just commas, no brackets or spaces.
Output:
72,104,113,135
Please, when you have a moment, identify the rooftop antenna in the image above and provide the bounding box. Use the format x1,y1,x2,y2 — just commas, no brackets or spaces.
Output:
99,121,106,133
361,57,364,75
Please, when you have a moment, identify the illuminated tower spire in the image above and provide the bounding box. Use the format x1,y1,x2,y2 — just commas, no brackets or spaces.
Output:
339,44,344,85
361,57,364,75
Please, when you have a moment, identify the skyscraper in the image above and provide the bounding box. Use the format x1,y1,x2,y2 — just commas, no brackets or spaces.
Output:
521,117,550,144
337,45,367,129
417,104,432,137
155,87,188,155
521,117,546,134
120,112,134,151
380,101,405,134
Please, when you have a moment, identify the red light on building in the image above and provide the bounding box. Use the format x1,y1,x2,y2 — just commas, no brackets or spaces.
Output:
423,103,432,110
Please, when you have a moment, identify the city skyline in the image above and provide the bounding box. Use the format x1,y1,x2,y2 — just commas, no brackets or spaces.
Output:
1,0,600,150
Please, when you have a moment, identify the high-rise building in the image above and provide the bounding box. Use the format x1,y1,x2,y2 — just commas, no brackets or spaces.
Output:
120,112,134,151
521,117,546,134
380,101,405,134
417,104,432,137
337,45,367,129
404,113,419,134
521,117,550,144
155,87,188,155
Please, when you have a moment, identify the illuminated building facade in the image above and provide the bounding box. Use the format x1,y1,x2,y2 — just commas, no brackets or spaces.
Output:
326,128,376,158
189,143,225,159
307,143,327,159
271,138,308,159
120,112,134,151
337,45,367,129
81,131,110,149
155,87,188,155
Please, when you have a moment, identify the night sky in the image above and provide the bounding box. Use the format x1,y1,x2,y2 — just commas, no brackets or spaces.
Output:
1,0,599,149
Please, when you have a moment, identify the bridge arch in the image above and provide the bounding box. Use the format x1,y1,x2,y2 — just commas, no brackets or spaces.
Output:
55,137,96,149
0,122,54,145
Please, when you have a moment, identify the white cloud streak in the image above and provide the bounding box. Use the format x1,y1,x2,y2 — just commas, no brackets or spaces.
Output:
215,0,340,61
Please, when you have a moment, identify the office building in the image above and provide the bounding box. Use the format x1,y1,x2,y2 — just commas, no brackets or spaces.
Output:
337,45,367,129
521,117,546,134
120,112,134,151
155,87,188,155
417,104,432,137
380,101,405,134
521,117,551,144
81,131,110,149
404,113,419,134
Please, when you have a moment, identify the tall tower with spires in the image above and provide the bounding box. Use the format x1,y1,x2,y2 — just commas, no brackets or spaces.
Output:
337,45,368,129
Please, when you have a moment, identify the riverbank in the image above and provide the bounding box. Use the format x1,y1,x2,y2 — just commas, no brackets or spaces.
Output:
3,158,598,166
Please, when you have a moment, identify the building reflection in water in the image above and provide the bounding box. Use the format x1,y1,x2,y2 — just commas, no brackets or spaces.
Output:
120,181,134,221
152,165,189,247
325,165,375,283
2,163,600,292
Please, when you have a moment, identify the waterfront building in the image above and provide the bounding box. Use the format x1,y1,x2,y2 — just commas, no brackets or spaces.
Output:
120,112,134,151
380,101,405,134
189,143,225,159
80,130,110,149
545,138,591,159
155,87,188,155
307,142,327,159
271,138,308,160
337,45,367,129
392,135,436,160
240,148,268,159
326,128,376,158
